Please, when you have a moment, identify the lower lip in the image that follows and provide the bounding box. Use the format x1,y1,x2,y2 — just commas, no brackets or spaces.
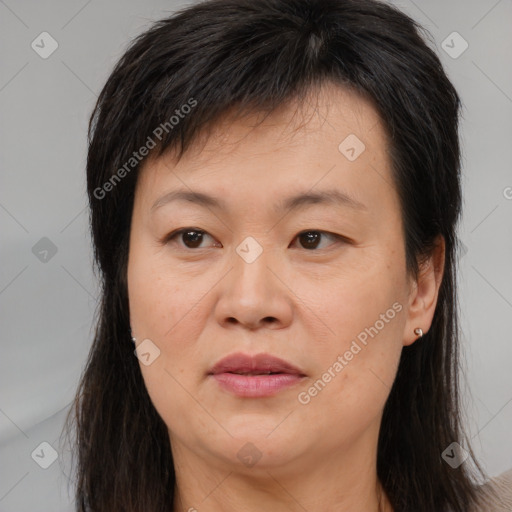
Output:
211,372,304,397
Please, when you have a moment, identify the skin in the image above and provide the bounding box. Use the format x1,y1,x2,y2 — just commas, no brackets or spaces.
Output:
127,82,445,512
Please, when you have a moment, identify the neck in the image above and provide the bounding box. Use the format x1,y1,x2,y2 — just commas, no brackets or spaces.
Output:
170,433,393,512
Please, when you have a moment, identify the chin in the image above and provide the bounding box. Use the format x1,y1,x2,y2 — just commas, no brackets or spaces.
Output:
206,423,305,471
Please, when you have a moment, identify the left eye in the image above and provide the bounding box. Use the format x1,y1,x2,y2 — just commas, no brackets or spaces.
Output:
290,230,342,250
163,228,343,250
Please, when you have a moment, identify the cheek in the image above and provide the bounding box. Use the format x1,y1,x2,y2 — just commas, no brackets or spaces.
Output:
127,247,216,396
127,253,212,434
295,300,404,446
291,252,406,416
291,247,407,347
128,246,206,343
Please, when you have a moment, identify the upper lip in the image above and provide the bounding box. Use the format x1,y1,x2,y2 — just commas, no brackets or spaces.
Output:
209,352,306,376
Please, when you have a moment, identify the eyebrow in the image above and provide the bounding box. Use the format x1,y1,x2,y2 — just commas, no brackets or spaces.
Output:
150,188,368,215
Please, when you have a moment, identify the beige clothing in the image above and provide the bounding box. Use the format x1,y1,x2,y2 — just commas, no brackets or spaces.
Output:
473,468,512,511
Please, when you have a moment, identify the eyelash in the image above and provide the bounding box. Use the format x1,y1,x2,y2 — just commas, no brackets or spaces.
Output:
161,227,349,251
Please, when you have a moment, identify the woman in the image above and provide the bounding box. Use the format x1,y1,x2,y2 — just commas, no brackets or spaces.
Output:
63,0,512,510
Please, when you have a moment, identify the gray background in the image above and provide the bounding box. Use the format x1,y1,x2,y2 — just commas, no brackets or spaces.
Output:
1,0,511,510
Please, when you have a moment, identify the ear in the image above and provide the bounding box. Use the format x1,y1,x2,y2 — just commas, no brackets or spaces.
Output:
403,234,445,346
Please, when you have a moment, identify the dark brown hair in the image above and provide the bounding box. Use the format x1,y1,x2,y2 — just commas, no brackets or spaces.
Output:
62,0,487,510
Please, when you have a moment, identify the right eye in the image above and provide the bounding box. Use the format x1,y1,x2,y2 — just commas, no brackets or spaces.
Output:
162,228,222,249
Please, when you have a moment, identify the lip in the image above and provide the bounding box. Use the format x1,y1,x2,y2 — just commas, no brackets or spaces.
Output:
208,352,307,398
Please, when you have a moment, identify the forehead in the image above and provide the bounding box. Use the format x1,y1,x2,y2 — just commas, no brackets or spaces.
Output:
135,82,394,214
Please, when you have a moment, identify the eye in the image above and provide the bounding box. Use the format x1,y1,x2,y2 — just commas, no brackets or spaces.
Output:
163,228,221,249
162,228,346,251
290,230,344,250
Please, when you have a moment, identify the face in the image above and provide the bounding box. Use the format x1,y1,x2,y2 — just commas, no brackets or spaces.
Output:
127,83,436,476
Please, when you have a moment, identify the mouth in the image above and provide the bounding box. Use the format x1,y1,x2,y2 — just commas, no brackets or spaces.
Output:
224,371,287,375
208,352,307,398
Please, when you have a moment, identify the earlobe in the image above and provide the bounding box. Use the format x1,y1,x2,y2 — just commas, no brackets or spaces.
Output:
403,235,445,346
413,327,423,338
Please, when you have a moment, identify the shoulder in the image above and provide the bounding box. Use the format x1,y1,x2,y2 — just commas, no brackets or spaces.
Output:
472,468,512,511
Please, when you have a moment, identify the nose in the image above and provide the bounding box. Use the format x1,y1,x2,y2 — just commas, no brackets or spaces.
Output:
214,245,294,331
